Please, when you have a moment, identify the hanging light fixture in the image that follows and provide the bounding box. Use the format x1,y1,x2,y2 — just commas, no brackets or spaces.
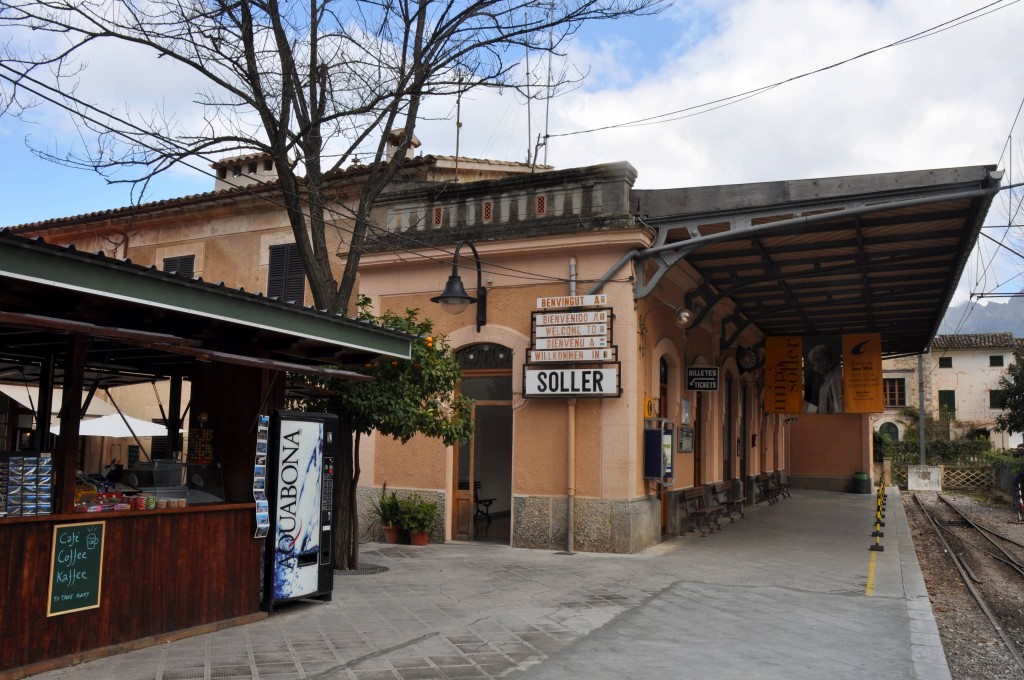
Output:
640,302,694,336
431,240,487,332
672,307,693,328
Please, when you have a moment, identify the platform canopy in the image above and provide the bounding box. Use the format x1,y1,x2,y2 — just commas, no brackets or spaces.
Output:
630,165,1003,356
0,231,412,389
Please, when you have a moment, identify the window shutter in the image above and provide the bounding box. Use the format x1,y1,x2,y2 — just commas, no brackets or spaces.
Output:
268,243,306,304
285,244,305,304
162,255,195,279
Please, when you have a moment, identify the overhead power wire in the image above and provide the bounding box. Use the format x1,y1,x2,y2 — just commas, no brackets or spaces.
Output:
548,0,1020,139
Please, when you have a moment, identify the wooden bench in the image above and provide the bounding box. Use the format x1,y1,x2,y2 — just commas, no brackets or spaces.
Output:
771,471,791,499
756,473,778,505
713,481,746,522
474,481,496,520
681,486,723,537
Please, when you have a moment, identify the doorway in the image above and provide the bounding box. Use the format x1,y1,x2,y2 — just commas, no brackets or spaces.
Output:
693,392,703,485
738,382,747,484
452,344,513,543
723,375,733,481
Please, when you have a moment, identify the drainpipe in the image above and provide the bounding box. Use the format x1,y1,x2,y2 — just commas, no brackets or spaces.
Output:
567,257,577,554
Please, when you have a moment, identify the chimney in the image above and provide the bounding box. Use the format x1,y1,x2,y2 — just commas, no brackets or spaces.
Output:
211,153,279,191
384,128,422,162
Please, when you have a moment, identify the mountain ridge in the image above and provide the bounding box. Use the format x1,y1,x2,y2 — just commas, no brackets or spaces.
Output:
940,298,1024,337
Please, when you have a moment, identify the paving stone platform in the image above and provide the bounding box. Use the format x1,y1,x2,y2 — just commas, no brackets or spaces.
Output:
26,488,944,680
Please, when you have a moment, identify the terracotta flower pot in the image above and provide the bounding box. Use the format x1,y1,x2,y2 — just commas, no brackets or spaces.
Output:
382,525,402,544
408,530,429,546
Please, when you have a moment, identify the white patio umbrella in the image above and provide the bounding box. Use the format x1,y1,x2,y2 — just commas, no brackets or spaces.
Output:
50,413,170,438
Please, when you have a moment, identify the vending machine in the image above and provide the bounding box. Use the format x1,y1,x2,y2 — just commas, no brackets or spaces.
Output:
261,411,337,611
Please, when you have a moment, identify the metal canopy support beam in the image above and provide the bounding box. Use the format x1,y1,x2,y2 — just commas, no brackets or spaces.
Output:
686,249,944,333
0,311,201,347
148,342,375,382
0,309,377,381
0,236,411,360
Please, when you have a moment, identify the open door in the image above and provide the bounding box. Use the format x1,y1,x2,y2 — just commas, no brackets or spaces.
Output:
452,344,513,543
453,410,476,541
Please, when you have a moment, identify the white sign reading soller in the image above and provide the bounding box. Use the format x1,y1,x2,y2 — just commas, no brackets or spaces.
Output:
524,367,619,396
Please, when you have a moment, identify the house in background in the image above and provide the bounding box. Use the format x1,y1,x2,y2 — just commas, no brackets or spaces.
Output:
873,332,1022,450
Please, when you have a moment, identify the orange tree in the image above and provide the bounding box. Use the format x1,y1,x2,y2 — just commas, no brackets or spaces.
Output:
301,297,473,569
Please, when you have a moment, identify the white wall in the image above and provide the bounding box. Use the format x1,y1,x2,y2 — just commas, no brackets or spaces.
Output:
933,348,1021,449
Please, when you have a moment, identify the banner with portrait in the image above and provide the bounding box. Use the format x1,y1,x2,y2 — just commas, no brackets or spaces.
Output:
803,336,844,413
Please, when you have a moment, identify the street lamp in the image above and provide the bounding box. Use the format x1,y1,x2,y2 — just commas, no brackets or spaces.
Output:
639,302,693,336
431,240,487,332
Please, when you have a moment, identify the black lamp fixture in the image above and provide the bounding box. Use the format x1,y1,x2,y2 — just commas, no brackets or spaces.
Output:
431,240,487,332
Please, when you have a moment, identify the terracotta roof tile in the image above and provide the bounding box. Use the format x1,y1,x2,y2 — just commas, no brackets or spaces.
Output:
3,155,541,232
931,333,1019,350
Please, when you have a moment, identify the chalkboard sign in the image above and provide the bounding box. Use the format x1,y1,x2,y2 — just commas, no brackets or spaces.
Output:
47,521,105,617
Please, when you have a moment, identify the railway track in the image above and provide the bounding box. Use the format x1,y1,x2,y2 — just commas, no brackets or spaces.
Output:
913,493,1024,674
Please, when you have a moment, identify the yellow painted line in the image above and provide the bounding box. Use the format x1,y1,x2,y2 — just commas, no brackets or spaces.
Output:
866,546,878,596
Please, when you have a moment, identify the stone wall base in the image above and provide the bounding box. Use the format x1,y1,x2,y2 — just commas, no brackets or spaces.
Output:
354,488,661,553
512,494,660,554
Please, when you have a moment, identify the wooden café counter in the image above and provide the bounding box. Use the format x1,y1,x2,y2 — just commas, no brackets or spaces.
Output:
0,503,264,678
0,232,411,678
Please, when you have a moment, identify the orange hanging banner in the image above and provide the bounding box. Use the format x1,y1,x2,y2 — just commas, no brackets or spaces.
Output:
842,333,884,413
765,336,804,413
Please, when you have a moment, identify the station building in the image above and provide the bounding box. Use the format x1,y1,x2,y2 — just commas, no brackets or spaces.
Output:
8,153,1001,553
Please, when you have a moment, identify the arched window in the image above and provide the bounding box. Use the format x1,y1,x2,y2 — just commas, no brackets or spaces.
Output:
879,422,899,442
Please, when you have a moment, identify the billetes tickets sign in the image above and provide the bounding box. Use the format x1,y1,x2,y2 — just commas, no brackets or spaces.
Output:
686,366,719,391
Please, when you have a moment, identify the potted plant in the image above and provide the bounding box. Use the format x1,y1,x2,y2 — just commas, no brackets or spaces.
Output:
370,483,402,544
400,494,439,546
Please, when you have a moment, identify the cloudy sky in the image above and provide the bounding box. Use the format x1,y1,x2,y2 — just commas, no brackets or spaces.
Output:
2,0,1023,322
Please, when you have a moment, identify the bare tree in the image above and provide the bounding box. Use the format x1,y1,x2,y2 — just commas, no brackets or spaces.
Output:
0,0,665,314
